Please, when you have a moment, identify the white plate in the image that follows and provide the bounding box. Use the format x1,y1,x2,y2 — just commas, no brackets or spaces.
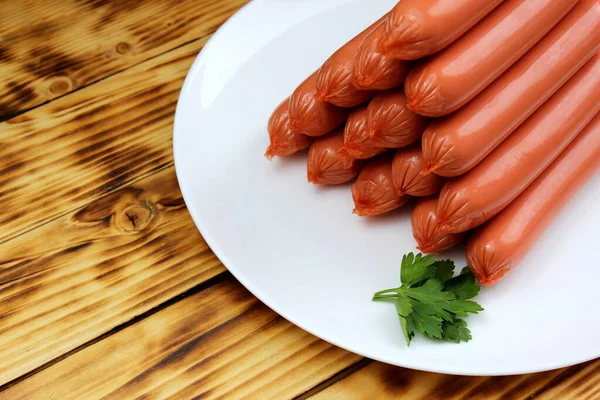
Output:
174,0,600,376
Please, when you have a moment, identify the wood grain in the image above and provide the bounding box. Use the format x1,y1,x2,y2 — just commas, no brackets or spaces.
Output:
0,167,226,385
0,37,207,245
0,278,361,400
0,0,248,120
310,359,600,399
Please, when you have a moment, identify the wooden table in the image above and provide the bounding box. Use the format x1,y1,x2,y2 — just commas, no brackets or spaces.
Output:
0,1,598,398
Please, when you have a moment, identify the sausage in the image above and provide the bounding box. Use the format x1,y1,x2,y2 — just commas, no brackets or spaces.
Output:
467,114,600,286
405,0,578,117
436,53,600,234
381,0,503,60
411,196,465,254
265,98,313,160
339,105,385,166
367,88,427,149
339,89,426,165
352,154,409,216
288,72,349,137
422,0,600,177
315,16,385,107
353,18,410,90
392,143,443,197
307,128,363,184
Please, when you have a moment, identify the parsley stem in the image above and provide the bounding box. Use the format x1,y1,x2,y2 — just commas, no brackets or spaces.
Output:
372,296,398,303
373,288,400,296
373,293,398,297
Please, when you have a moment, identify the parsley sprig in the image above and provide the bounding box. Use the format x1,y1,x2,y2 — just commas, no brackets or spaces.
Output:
373,253,484,346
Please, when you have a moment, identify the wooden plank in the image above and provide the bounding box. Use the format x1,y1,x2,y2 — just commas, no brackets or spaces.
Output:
0,1,76,36
0,279,361,399
0,167,227,385
309,358,600,399
0,0,248,119
0,37,206,244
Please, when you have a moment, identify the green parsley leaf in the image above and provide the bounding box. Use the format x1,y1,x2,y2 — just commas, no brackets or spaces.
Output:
410,301,443,339
398,316,413,346
395,298,414,346
445,300,484,317
400,279,456,321
444,267,481,300
394,296,413,317
432,259,455,282
400,252,438,287
442,319,472,343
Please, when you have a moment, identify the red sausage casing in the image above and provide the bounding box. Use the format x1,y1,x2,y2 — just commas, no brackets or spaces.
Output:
340,89,426,165
265,98,313,160
411,196,465,254
307,128,363,185
289,72,349,137
316,17,385,107
354,18,410,91
382,0,503,60
392,143,443,197
367,89,427,149
422,0,600,177
436,54,600,234
467,114,600,286
405,0,578,117
340,105,385,166
352,154,409,216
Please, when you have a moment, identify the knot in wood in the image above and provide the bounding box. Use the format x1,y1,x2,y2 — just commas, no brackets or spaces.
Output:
115,42,131,54
49,77,72,96
116,201,154,232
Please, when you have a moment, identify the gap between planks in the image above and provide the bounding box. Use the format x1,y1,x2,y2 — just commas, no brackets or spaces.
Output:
0,272,233,392
0,160,173,247
1,34,207,124
294,359,372,400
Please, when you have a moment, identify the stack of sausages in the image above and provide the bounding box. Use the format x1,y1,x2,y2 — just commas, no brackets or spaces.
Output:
266,0,600,286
